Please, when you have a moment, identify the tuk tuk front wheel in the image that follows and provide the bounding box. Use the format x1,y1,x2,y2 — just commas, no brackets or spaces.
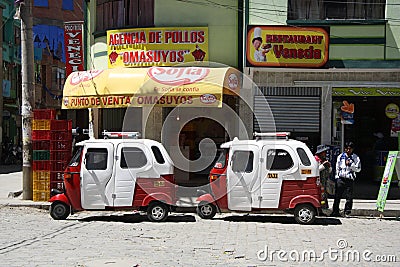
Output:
197,201,217,219
147,202,168,222
294,204,316,224
50,202,70,220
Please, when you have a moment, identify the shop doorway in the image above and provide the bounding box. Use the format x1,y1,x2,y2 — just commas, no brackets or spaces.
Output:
176,118,227,186
332,96,400,199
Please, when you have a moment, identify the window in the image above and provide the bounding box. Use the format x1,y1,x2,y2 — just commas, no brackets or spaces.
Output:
297,148,311,166
69,146,83,167
35,63,41,84
267,149,294,170
86,148,108,170
120,147,147,168
62,0,74,11
151,146,165,164
214,149,228,169
96,0,154,32
232,151,254,173
34,0,49,7
52,67,65,91
288,0,385,20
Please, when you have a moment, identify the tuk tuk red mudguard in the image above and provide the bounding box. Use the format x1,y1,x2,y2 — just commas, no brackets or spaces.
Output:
196,193,216,204
141,193,174,207
49,193,70,206
288,195,321,209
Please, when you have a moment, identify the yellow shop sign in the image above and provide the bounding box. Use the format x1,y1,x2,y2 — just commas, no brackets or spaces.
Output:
246,26,329,68
107,27,209,68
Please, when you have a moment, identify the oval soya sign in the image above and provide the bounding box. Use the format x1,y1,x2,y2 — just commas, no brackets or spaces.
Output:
70,70,104,86
148,67,210,86
200,93,216,104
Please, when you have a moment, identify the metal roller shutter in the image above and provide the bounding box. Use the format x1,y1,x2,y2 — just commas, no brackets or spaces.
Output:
254,87,321,133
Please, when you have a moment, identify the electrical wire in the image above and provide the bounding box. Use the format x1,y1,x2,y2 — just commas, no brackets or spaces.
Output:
175,0,400,50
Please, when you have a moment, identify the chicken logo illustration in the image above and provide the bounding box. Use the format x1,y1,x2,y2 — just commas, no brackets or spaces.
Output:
340,100,355,124
341,100,354,113
109,51,119,64
191,45,206,61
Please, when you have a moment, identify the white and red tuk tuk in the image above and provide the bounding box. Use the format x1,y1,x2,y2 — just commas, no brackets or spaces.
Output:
49,132,176,222
196,132,323,224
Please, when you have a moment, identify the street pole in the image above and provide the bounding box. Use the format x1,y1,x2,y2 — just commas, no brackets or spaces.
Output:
18,0,34,200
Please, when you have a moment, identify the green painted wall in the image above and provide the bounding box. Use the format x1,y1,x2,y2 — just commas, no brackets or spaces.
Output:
155,0,238,68
88,0,239,70
248,0,287,25
329,25,385,60
386,0,400,59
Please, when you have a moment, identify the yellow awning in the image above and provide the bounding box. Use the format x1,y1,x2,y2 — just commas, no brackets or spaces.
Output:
62,67,241,109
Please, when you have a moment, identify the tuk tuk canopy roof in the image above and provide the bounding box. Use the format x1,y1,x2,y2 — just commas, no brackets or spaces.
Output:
62,67,241,109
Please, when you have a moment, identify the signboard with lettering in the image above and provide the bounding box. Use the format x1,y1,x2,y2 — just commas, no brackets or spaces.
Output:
62,67,241,109
376,151,400,212
246,26,329,67
333,88,400,97
107,27,209,68
64,21,85,77
340,100,354,124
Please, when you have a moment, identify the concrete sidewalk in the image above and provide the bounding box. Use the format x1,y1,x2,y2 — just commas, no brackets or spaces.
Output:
1,167,400,217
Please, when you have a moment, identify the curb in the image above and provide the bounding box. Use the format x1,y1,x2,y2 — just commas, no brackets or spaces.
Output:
3,202,399,218
1,202,50,210
350,209,400,218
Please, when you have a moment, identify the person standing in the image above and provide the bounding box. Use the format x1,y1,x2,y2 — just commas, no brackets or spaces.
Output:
331,142,361,217
314,145,332,209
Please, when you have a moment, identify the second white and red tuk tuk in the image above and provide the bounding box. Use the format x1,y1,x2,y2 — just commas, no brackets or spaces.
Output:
49,131,176,222
196,132,323,224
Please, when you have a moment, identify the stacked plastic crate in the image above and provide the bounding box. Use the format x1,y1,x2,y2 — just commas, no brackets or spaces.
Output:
32,109,72,201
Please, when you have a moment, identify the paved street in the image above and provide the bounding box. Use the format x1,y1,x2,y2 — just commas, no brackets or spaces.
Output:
0,206,399,267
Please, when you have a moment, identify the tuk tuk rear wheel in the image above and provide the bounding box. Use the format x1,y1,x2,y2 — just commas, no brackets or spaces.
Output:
197,201,217,219
147,202,168,222
50,202,70,220
294,204,316,225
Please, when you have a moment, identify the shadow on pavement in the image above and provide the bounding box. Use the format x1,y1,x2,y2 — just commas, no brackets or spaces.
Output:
0,164,22,174
77,213,196,223
219,215,342,225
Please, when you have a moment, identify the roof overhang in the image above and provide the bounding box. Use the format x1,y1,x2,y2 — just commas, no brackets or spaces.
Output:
62,67,241,109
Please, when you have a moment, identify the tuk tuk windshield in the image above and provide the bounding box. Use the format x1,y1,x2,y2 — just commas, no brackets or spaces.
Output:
214,149,228,169
69,146,83,167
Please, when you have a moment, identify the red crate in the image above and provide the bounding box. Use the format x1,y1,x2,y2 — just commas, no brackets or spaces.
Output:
50,120,72,131
51,160,68,172
33,140,50,150
50,140,72,151
50,181,64,191
33,109,56,120
50,171,64,181
50,131,72,141
32,130,51,140
50,150,72,161
32,160,51,171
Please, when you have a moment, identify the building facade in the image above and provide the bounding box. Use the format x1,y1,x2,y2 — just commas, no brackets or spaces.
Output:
0,0,83,162
1,0,22,160
244,0,400,185
81,0,400,187
82,0,242,184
